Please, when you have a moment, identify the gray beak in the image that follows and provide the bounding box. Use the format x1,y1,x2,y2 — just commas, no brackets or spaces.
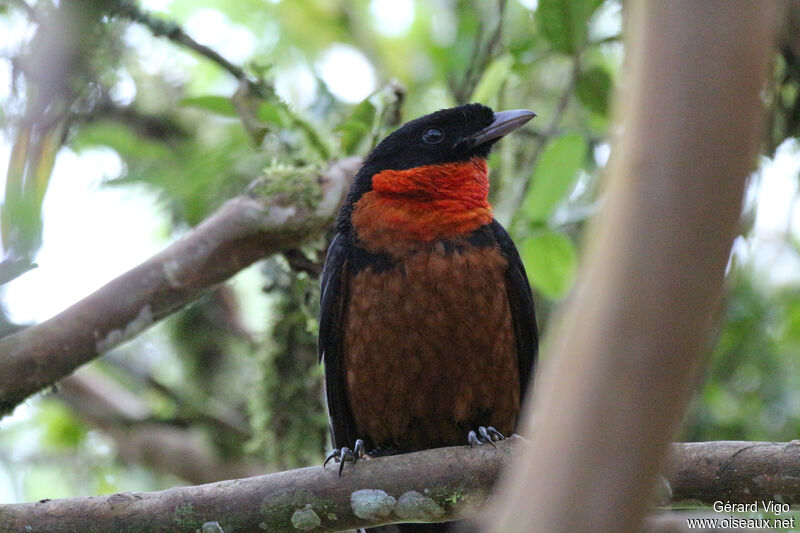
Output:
464,109,536,148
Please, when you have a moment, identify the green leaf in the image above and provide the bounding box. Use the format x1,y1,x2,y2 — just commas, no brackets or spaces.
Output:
257,101,288,127
470,53,514,104
336,98,376,155
523,133,588,222
180,96,238,117
337,122,371,155
576,65,612,115
37,401,87,449
349,98,378,127
520,231,578,299
72,122,172,161
535,0,605,54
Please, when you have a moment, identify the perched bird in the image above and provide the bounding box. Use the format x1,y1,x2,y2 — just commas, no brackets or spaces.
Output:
319,103,538,532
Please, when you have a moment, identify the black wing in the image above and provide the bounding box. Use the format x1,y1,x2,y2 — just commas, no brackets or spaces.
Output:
491,220,538,407
318,232,359,449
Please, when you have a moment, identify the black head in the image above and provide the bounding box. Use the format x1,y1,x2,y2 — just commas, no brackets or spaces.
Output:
363,103,534,172
336,103,535,232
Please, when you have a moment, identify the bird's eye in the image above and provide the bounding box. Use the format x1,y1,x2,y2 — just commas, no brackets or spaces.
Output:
422,128,444,144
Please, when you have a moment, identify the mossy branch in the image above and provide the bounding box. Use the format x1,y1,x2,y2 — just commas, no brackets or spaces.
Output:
0,157,361,418
2,440,799,532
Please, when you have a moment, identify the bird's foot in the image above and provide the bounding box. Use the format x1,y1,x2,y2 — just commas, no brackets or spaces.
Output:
467,426,505,447
323,439,366,476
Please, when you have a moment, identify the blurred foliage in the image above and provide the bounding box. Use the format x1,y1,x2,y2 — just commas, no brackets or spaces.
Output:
1,0,115,272
0,0,800,505
766,9,800,155
534,0,604,55
523,133,588,224
685,269,800,441
36,400,88,450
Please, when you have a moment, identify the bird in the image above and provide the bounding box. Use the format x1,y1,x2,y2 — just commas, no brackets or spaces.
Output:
318,103,538,532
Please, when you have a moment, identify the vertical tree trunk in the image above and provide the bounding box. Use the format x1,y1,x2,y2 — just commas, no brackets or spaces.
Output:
481,1,777,531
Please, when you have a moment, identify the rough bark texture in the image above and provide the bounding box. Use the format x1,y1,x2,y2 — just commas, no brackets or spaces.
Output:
0,437,522,533
668,441,800,505
1,440,799,532
0,157,361,418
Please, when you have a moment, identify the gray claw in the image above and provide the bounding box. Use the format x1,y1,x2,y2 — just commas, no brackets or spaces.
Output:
354,438,365,457
337,447,352,476
487,426,505,441
323,448,339,468
468,426,506,447
324,439,367,477
478,426,495,447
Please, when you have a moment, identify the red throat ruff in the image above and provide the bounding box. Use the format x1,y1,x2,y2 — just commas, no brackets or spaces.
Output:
351,157,493,252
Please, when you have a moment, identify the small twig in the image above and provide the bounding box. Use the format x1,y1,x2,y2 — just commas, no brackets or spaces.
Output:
529,55,581,165
75,95,187,142
110,0,266,97
367,80,407,151
458,19,486,102
101,356,251,438
475,0,509,85
506,54,581,225
454,0,508,103
283,248,323,277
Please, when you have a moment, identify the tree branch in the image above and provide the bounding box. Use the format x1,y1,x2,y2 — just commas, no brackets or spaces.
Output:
109,0,266,96
1,440,799,532
58,370,264,485
103,355,252,439
668,441,800,505
450,0,509,103
482,2,776,531
0,438,522,532
75,96,188,143
0,157,362,418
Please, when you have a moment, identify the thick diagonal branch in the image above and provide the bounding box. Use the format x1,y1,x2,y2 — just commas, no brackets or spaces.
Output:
0,157,361,417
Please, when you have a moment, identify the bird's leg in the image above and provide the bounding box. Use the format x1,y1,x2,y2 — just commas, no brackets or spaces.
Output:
467,426,505,447
323,439,365,476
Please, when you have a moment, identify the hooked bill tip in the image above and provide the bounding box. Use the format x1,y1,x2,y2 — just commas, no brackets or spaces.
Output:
466,109,536,147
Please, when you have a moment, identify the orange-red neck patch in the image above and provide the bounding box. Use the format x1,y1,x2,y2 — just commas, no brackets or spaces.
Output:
351,157,493,253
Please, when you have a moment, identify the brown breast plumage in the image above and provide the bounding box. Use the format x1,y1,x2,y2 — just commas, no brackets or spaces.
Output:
342,239,519,452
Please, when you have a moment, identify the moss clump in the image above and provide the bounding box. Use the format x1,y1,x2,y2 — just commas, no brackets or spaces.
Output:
173,503,203,528
248,161,323,210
